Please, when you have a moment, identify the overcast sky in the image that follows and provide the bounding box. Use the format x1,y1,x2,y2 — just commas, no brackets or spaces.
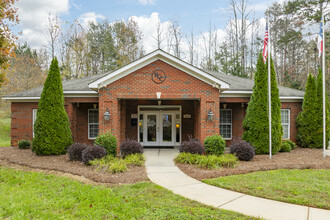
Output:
13,0,282,53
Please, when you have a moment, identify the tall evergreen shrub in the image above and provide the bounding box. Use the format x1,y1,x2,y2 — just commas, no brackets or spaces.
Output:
314,70,330,148
296,74,317,148
242,53,282,154
32,58,73,155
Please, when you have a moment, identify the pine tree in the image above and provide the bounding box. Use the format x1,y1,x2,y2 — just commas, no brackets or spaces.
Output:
243,53,282,154
296,73,317,148
32,58,73,155
314,69,330,148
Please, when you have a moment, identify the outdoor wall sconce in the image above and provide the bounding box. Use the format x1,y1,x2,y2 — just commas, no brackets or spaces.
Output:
241,103,244,108
104,108,110,121
176,123,180,128
93,104,97,109
207,108,214,122
223,104,227,109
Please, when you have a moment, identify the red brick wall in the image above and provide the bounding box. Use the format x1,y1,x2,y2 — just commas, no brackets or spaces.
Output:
98,60,220,145
281,102,302,143
10,102,38,146
219,100,302,146
10,97,98,147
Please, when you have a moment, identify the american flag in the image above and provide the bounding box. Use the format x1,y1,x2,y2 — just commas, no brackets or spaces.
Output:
263,23,268,63
318,19,323,57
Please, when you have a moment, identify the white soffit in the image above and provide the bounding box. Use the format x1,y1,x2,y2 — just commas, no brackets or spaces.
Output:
88,50,230,90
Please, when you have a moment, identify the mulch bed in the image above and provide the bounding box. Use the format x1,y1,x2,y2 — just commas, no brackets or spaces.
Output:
177,147,330,180
0,147,149,185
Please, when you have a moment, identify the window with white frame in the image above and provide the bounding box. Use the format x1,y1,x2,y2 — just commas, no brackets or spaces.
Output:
281,109,290,139
220,109,232,139
88,109,99,139
32,109,37,137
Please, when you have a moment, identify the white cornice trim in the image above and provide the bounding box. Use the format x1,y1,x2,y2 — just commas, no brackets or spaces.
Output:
221,90,252,94
64,91,98,94
88,50,230,90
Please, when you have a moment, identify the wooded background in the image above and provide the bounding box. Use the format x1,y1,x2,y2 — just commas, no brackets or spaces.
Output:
0,0,329,117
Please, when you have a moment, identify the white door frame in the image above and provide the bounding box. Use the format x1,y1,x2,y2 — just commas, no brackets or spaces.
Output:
138,105,181,147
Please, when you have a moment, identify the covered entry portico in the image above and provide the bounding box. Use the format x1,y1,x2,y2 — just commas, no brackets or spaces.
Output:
138,105,181,147
118,99,200,148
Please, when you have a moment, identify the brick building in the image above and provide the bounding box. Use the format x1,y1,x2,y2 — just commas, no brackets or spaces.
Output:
4,50,304,147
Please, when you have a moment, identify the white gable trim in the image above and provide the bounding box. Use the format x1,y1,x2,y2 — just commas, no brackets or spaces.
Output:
88,50,230,90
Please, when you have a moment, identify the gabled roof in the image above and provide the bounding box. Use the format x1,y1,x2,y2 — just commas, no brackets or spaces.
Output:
208,70,305,98
88,49,230,90
2,50,305,102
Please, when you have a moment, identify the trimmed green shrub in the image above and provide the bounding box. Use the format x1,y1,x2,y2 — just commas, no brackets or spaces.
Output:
18,140,31,149
243,54,282,155
229,141,255,161
94,132,117,156
179,139,205,155
82,145,107,165
296,74,318,148
204,135,226,156
32,58,73,155
280,141,292,152
174,153,238,169
282,140,296,150
120,139,143,157
124,153,145,166
67,143,88,161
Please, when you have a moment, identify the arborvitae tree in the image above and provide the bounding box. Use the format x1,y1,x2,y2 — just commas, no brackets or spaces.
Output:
32,58,73,155
243,53,282,154
314,69,330,148
296,73,317,148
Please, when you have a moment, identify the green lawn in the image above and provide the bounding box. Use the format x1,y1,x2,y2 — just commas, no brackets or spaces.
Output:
203,169,330,209
0,167,257,219
0,117,10,147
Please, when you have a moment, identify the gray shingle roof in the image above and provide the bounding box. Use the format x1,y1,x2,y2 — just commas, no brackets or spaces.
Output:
207,70,305,97
4,68,304,98
4,73,108,97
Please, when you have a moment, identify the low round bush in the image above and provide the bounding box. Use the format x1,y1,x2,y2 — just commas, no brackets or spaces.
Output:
283,140,296,150
230,141,255,161
179,139,205,155
18,140,31,149
94,132,117,156
280,142,292,152
120,139,143,157
68,143,88,161
82,145,107,165
204,135,226,156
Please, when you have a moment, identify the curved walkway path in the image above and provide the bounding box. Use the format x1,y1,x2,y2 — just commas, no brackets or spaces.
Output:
144,148,330,220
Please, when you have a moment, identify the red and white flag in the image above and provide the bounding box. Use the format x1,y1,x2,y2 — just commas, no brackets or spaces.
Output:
263,23,268,63
318,18,323,57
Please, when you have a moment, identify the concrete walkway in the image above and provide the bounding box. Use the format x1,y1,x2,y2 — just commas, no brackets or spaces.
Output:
144,148,330,220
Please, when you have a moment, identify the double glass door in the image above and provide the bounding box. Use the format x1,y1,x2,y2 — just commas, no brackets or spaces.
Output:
139,112,178,146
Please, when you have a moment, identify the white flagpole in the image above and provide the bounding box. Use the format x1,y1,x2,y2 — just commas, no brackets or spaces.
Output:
322,13,326,158
268,17,272,159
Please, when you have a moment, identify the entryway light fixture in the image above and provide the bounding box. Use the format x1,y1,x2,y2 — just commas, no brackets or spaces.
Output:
207,108,214,122
93,104,97,109
104,108,110,121
223,104,227,109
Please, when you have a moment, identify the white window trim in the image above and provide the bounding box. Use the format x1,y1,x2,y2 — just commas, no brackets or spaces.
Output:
281,109,290,140
32,109,37,138
220,109,232,140
88,109,99,140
